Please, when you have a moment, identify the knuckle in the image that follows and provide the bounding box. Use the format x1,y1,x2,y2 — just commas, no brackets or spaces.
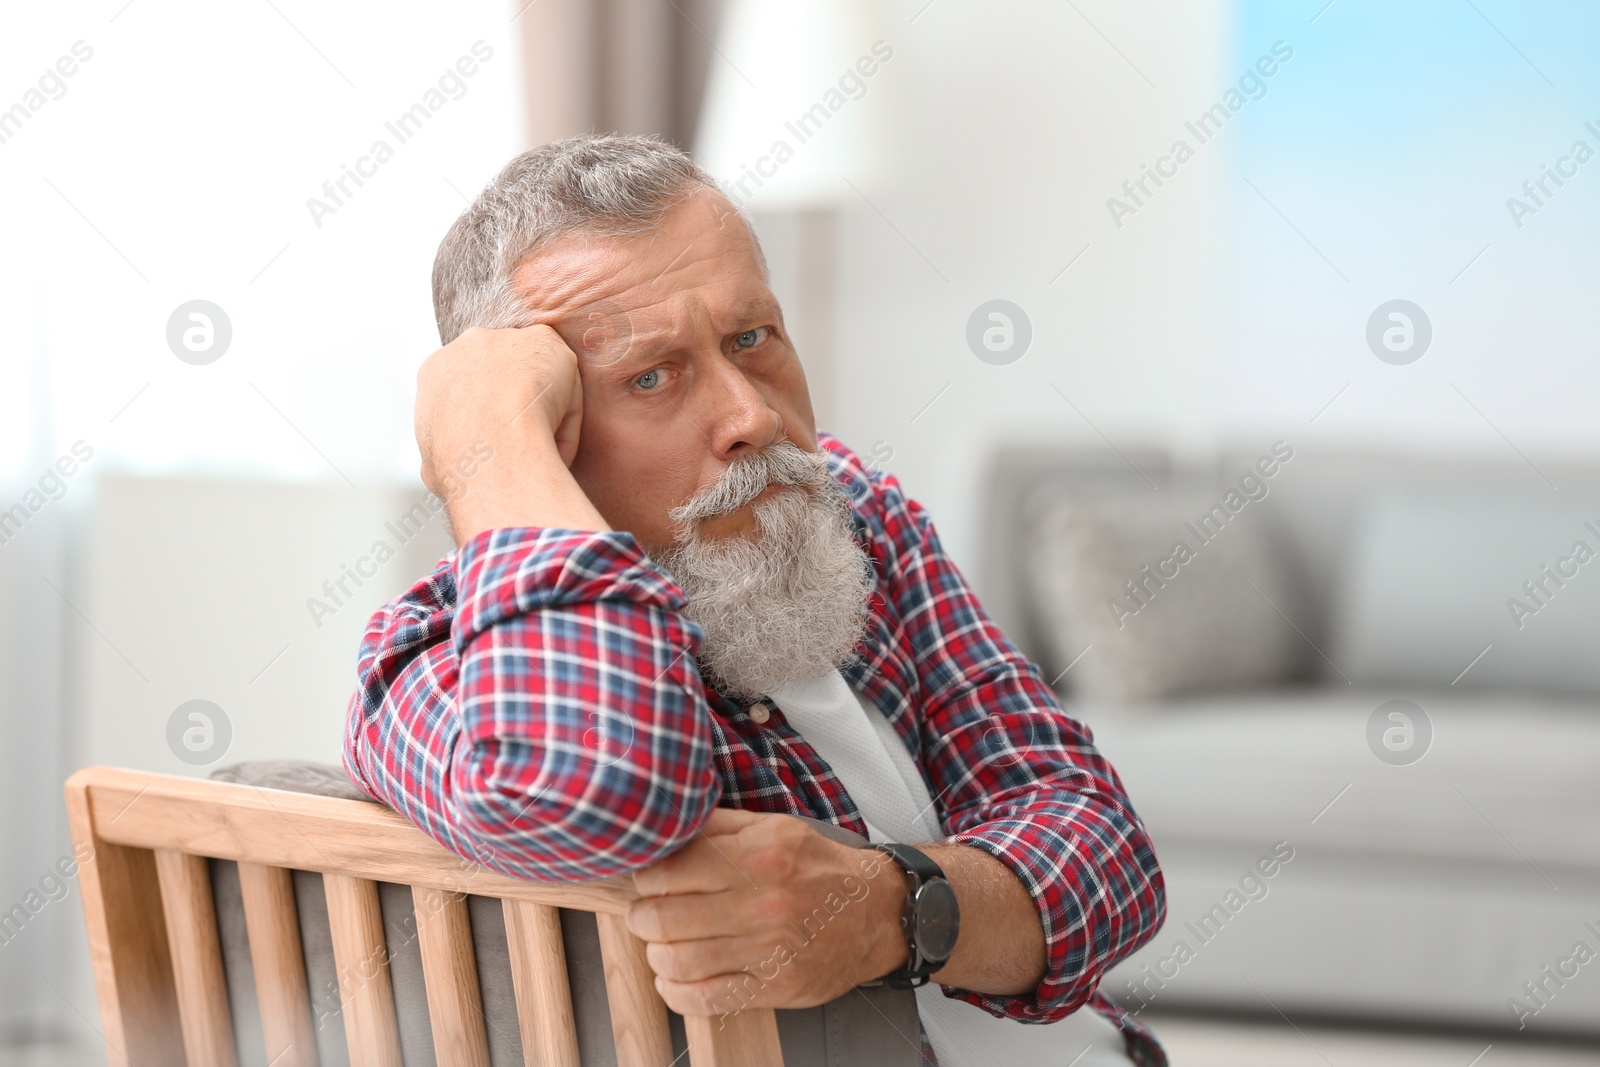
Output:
707,986,743,1017
750,888,795,927
772,815,807,841
625,900,660,942
417,355,442,388
660,984,693,1016
655,979,685,1014
752,842,798,882
646,941,682,980
651,941,716,984
639,854,677,891
685,983,721,1017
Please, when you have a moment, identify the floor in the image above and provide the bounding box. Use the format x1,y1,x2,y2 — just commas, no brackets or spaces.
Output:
1147,1013,1600,1067
7,1020,1600,1065
0,1046,99,1067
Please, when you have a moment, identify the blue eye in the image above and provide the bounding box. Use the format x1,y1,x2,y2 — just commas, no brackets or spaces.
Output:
735,327,769,349
635,368,661,390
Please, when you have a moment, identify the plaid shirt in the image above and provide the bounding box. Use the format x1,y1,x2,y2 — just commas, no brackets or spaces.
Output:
344,431,1167,1066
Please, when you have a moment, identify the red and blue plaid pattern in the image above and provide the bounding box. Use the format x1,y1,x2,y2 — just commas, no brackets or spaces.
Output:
344,432,1168,1065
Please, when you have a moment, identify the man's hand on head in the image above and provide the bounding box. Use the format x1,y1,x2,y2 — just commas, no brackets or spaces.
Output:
414,324,612,545
624,808,911,1016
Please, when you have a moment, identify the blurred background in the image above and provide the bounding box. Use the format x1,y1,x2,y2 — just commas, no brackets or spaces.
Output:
4,1,1600,1064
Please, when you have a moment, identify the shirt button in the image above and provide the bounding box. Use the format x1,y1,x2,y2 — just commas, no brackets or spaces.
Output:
748,702,771,725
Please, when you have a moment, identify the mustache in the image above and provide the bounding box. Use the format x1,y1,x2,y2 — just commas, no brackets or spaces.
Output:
668,441,829,525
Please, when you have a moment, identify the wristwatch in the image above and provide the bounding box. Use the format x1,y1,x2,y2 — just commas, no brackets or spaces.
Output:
873,842,961,988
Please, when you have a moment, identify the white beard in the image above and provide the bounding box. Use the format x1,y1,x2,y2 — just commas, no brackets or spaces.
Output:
652,442,875,701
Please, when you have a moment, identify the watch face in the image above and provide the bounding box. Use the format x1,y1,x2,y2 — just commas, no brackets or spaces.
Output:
912,878,961,962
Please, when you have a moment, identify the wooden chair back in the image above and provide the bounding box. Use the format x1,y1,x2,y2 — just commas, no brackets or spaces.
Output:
65,765,783,1067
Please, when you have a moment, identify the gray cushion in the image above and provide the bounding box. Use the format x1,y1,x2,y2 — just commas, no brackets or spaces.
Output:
1083,685,1600,1031
1079,684,1600,867
1025,485,1311,702
1333,488,1600,696
210,759,374,803
207,761,923,1066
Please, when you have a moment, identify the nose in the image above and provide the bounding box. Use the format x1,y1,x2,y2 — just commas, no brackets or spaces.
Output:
703,353,782,460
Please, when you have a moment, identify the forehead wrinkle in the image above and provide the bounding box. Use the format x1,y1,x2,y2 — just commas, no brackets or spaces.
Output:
511,242,628,314
522,262,776,356
516,233,692,315
511,205,775,367
611,292,721,372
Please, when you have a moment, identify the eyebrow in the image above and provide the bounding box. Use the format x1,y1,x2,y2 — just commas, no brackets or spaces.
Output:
597,298,781,379
601,346,663,379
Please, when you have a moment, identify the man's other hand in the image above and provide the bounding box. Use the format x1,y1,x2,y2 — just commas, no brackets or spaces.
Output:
625,808,910,1016
413,324,610,543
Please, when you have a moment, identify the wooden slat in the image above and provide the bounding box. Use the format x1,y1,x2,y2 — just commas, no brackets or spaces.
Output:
65,771,186,1067
684,1011,785,1067
503,900,580,1067
71,767,636,913
154,850,238,1067
237,863,317,1067
594,913,674,1067
413,887,490,1067
324,873,403,1067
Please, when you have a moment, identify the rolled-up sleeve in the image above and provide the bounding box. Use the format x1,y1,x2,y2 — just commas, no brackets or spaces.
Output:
873,472,1166,1022
343,526,721,883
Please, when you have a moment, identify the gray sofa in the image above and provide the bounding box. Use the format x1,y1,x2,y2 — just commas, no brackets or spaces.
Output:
977,442,1600,1038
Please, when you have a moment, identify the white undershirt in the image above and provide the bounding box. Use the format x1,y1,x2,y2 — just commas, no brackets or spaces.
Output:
762,668,1133,1067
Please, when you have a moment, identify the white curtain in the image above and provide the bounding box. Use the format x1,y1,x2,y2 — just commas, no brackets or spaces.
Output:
2,1,527,1054
2,0,734,1053
0,184,74,1048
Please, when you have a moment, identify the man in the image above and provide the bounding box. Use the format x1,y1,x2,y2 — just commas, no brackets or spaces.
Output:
344,133,1166,1066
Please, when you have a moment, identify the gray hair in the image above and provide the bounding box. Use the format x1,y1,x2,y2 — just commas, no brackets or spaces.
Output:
431,133,758,345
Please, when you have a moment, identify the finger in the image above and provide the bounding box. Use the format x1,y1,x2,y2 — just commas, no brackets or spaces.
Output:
625,889,764,944
553,381,582,468
645,934,793,986
655,971,756,1018
656,971,796,1018
632,831,753,898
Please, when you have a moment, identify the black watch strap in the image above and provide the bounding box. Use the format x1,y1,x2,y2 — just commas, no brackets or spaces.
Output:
873,842,958,989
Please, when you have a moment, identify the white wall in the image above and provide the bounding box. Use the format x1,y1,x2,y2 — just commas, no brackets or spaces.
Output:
47,476,451,1055
73,477,452,775
740,0,1600,584
728,0,1233,574
0,0,522,1050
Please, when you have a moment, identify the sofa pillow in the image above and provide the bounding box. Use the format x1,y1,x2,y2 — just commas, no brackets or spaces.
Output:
1024,485,1311,702
210,758,374,802
1331,489,1600,696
